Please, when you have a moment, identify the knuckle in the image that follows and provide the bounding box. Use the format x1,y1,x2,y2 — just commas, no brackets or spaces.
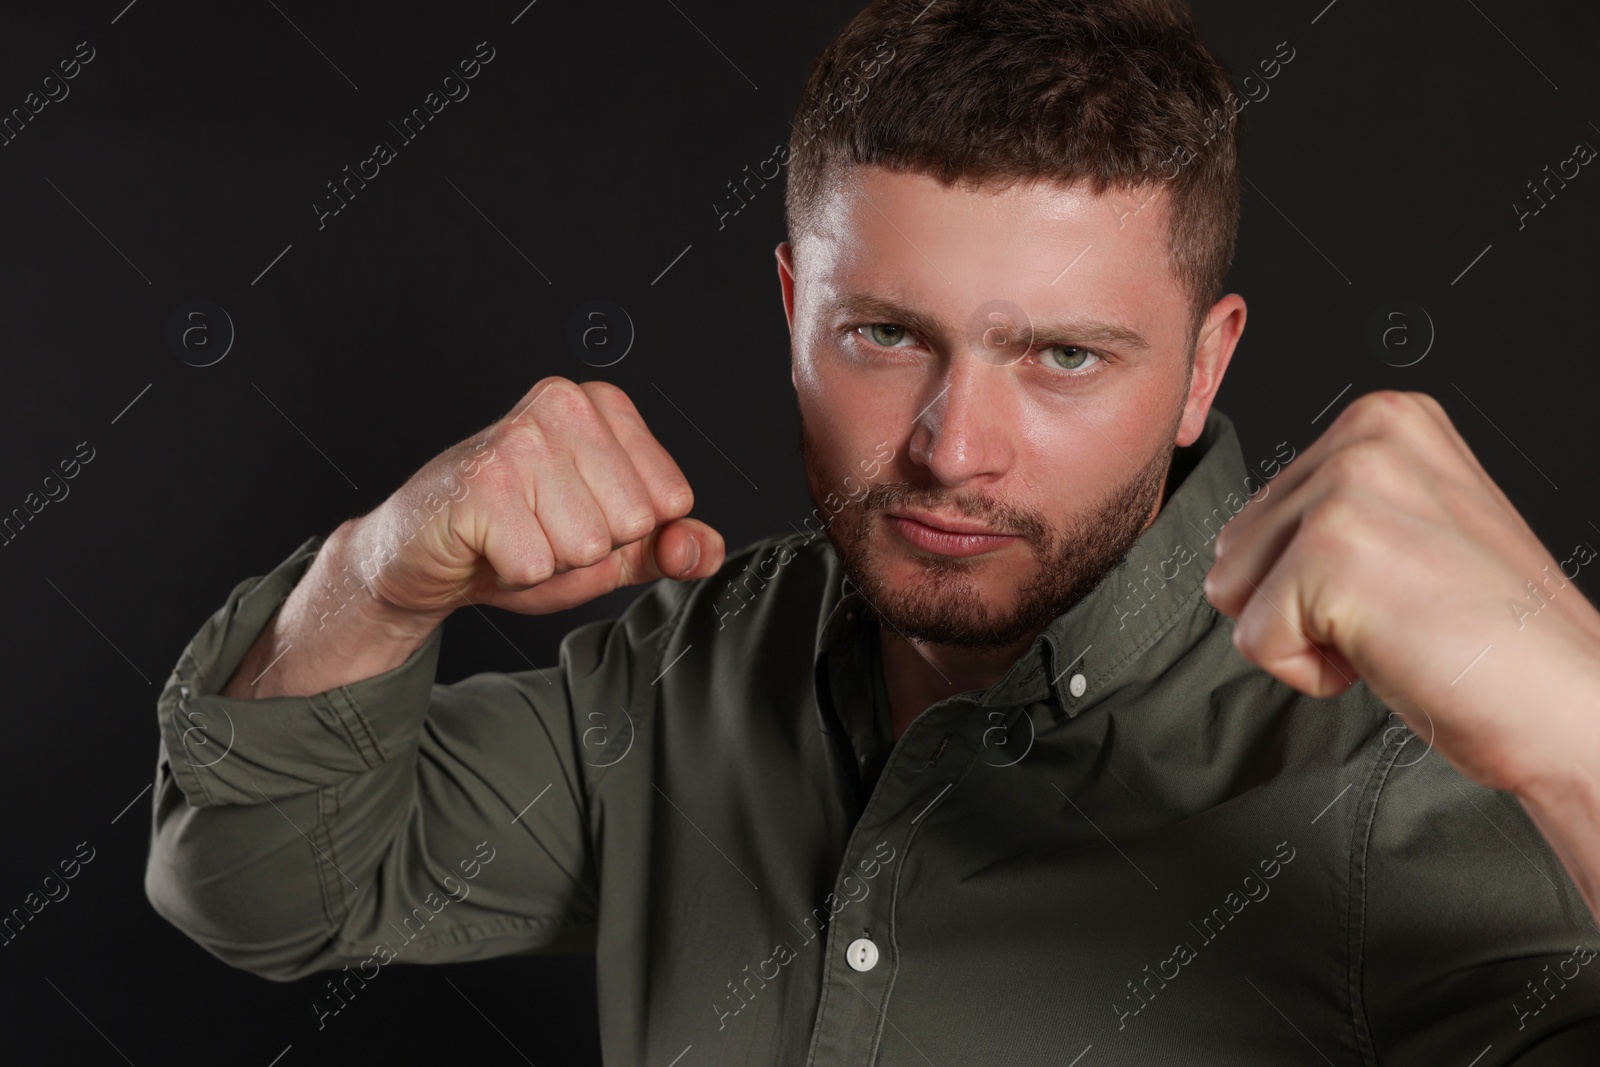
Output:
565,526,613,567
616,504,657,541
1406,390,1445,419
1346,389,1410,433
521,376,594,430
1230,615,1255,657
1323,439,1394,488
580,378,631,410
1405,390,1459,440
531,374,578,400
661,479,694,516
544,378,595,422
1366,388,1410,413
493,418,554,464
510,552,555,586
1212,520,1232,556
1302,495,1363,555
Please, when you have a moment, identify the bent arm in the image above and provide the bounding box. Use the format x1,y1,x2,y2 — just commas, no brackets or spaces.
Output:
146,533,601,982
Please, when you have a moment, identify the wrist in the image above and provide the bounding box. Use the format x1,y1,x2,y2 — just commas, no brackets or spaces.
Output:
314,518,451,643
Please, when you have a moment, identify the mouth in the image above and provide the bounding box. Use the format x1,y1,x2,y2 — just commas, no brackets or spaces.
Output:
884,508,1019,558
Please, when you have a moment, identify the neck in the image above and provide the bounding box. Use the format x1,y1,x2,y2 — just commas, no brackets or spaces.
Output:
880,626,1037,741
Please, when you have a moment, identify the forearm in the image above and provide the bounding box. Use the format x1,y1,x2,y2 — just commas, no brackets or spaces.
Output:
221,517,448,699
1519,771,1600,929
1504,636,1600,929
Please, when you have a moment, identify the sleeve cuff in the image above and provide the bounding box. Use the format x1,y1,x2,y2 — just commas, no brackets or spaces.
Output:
156,534,444,807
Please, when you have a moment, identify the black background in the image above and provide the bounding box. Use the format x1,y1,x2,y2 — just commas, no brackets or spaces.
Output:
2,1,1598,1063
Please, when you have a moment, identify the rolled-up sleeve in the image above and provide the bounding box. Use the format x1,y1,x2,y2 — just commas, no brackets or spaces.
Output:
145,533,617,982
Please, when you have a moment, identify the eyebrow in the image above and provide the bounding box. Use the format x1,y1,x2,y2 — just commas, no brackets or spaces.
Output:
825,292,1152,352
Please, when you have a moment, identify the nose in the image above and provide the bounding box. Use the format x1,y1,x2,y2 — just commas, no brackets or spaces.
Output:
907,351,1017,487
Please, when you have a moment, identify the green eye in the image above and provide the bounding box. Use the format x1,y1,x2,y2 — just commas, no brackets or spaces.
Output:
1040,345,1098,371
862,323,910,346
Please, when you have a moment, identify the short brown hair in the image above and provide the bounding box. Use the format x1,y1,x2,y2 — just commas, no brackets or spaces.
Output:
784,0,1242,346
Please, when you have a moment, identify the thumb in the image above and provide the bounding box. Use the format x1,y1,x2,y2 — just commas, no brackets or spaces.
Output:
479,515,728,616
640,516,726,583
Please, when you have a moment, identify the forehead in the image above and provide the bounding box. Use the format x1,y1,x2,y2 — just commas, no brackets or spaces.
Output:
796,164,1187,337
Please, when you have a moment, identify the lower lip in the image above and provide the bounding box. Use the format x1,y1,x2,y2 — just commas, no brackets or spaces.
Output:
886,515,1018,558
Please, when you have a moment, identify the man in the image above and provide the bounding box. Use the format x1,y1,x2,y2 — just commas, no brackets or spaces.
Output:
146,0,1600,1063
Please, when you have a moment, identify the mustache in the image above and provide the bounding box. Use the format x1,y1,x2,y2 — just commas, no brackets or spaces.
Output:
859,481,1054,548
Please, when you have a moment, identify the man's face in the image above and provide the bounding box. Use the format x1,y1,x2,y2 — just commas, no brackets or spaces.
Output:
777,165,1242,651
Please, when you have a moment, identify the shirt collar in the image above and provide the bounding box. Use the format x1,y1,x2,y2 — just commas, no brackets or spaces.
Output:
1031,406,1249,715
811,406,1252,719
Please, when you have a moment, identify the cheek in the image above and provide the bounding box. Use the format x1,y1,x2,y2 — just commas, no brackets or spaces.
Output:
1018,421,1110,510
1068,363,1184,459
1014,385,1164,512
801,376,890,468
800,334,876,412
797,338,903,448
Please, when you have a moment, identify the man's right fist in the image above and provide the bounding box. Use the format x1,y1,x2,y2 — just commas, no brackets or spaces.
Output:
343,376,726,621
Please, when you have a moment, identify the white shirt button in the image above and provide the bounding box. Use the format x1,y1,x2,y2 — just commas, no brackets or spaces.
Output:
845,937,879,972
1068,673,1087,698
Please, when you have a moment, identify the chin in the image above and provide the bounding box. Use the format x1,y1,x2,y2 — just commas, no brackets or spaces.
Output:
867,539,1033,632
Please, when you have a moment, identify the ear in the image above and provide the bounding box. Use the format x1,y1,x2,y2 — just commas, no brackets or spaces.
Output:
776,241,798,390
1175,293,1246,447
776,242,797,331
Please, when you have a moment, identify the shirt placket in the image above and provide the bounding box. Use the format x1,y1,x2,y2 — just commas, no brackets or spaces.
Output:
803,695,984,1067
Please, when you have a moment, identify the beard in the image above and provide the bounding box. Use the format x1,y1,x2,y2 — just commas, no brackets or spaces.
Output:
799,408,1179,650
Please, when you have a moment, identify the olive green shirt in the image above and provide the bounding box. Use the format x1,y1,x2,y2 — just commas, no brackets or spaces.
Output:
146,409,1600,1065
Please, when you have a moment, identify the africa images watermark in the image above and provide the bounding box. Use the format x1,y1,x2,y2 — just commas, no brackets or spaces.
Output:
308,437,499,631
712,36,897,232
1512,942,1597,1031
1513,132,1596,231
1429,528,1600,730
711,839,897,1031
1113,39,1296,232
1456,123,1599,284
1360,529,1599,777
709,439,897,631
1110,440,1298,631
0,39,96,149
578,704,636,769
0,440,97,550
309,839,498,1029
313,41,497,230
1508,537,1596,630
1111,838,1297,1030
1,840,97,949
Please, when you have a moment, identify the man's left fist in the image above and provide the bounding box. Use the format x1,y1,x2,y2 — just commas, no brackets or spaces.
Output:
1203,389,1600,797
